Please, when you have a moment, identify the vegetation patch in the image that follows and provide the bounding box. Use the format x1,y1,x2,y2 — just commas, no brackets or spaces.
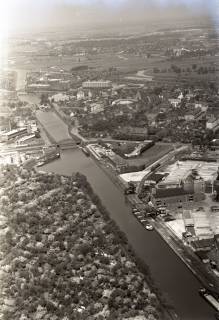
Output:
0,165,172,320
126,144,173,167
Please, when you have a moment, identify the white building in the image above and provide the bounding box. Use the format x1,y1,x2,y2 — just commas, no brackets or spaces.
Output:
50,93,69,103
168,98,181,108
194,103,208,112
90,103,104,114
77,90,85,100
82,80,112,89
206,117,219,130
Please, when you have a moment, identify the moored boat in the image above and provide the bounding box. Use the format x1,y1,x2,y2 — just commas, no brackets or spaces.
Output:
36,152,60,167
81,147,90,156
199,288,219,312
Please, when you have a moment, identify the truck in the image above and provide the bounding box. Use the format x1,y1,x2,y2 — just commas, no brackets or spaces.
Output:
124,182,136,195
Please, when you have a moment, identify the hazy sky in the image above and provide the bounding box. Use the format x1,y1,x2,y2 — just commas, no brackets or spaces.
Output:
2,0,218,35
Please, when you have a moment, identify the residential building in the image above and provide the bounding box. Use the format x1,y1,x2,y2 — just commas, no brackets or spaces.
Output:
168,98,181,108
90,103,104,114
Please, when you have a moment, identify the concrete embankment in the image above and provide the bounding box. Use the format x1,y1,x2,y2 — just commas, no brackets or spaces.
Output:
36,106,218,296
87,146,219,295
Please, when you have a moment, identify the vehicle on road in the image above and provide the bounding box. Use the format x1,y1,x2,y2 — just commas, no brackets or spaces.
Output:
124,182,136,195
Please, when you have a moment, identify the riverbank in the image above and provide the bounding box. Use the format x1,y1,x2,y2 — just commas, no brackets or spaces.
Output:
77,172,180,320
39,148,216,319
36,109,216,318
48,102,219,294
94,150,219,295
154,217,219,294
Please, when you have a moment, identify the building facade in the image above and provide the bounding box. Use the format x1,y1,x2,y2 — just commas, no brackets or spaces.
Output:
82,80,112,89
152,171,205,209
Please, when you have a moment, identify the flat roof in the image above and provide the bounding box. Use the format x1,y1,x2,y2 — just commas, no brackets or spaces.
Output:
159,160,218,184
18,134,35,142
4,127,27,136
28,84,50,87
120,170,150,183
155,187,189,198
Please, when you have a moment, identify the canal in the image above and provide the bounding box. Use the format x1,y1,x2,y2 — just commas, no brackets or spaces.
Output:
39,146,215,320
18,76,216,320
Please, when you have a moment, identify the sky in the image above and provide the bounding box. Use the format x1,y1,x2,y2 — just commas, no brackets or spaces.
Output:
0,0,218,35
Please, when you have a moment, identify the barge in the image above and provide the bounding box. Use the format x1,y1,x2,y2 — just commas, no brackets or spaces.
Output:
81,147,90,157
36,152,60,167
199,288,219,312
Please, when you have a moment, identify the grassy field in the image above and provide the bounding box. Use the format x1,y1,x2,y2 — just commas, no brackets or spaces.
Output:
126,143,173,167
11,54,88,71
11,50,219,88
146,55,219,83
11,52,164,74
119,54,219,84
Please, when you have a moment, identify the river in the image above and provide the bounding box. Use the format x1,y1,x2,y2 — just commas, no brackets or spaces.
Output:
35,113,216,320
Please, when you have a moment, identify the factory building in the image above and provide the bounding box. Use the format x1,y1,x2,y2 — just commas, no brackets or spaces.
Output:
152,169,205,209
82,80,112,89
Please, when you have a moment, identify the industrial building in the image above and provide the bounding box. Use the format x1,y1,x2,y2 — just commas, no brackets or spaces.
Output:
158,160,218,192
182,209,215,252
2,127,28,141
82,80,112,89
26,70,72,92
151,168,206,209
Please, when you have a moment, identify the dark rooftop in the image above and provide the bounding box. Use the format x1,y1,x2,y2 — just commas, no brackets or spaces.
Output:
154,187,191,198
146,172,167,184
190,238,214,251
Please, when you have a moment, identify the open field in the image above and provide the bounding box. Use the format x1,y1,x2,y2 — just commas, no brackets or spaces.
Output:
147,55,219,83
10,54,88,71
84,54,163,73
10,52,164,74
126,143,173,167
10,49,219,88
123,55,219,84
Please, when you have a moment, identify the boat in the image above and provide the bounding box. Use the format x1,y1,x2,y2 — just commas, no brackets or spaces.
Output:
36,152,60,167
199,289,219,312
36,161,45,167
145,224,154,231
81,147,90,156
